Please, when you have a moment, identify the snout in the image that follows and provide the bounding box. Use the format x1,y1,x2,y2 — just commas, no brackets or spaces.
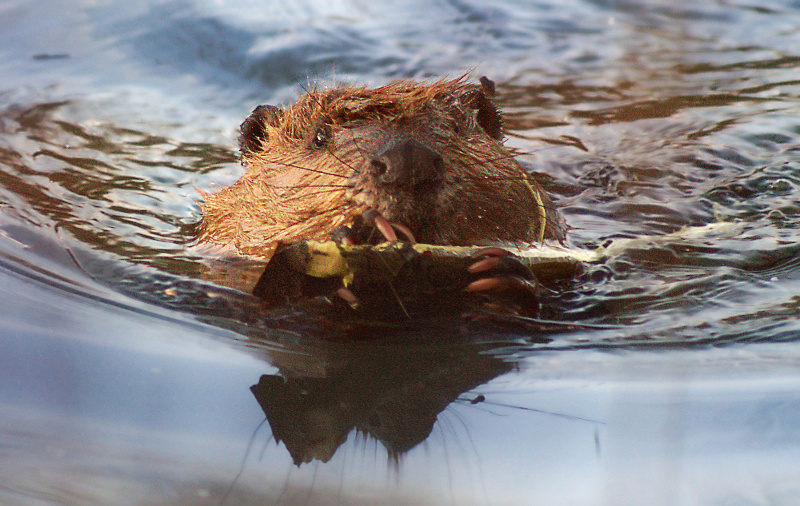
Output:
369,139,443,189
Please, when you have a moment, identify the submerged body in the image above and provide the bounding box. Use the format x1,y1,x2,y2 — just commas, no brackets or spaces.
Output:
198,77,565,258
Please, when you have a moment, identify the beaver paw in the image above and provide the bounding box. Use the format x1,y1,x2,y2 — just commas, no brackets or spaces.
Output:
465,247,540,315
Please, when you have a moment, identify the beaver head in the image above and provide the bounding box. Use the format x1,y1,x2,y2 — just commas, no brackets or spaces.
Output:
198,77,565,258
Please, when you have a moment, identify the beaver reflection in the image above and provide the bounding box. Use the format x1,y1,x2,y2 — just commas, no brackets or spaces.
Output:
250,342,512,465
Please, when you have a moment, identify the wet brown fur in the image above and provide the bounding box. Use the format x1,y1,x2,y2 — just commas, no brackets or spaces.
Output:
198,78,565,258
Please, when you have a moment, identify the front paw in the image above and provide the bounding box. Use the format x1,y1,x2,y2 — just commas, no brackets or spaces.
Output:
465,247,541,316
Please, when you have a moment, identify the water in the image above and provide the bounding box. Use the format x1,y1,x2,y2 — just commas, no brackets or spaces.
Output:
1,0,800,504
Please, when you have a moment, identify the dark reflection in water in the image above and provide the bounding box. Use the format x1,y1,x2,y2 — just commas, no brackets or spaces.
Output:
250,342,513,465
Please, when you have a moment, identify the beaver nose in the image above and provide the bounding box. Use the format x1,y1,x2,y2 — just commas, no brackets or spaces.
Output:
370,139,444,188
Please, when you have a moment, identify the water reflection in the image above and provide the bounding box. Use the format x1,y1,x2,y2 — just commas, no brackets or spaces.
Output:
250,341,512,465
0,99,235,276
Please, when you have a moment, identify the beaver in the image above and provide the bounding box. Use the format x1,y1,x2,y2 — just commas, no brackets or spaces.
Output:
197,77,565,259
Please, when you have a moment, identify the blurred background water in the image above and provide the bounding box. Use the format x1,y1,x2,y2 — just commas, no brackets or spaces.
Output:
1,0,800,504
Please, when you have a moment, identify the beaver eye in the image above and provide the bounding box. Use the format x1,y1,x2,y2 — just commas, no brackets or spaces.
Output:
311,125,330,149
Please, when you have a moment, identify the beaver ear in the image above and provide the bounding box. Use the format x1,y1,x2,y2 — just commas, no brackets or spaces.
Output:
239,105,284,156
459,77,503,141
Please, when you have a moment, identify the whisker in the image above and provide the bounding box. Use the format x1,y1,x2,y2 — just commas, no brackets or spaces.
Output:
348,132,369,177
269,183,351,190
261,158,348,179
459,151,522,170
324,142,362,177
279,188,347,203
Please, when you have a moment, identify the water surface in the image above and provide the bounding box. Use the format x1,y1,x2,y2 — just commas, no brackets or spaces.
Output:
2,0,800,504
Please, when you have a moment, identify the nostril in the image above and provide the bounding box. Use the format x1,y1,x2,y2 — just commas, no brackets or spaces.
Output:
371,139,443,188
370,158,388,178
432,155,444,176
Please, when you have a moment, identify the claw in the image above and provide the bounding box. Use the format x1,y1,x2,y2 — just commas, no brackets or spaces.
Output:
468,253,536,280
465,275,537,294
363,209,398,242
465,277,505,293
467,256,501,274
472,247,515,258
330,226,357,246
362,209,416,243
390,222,417,244
336,287,360,308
